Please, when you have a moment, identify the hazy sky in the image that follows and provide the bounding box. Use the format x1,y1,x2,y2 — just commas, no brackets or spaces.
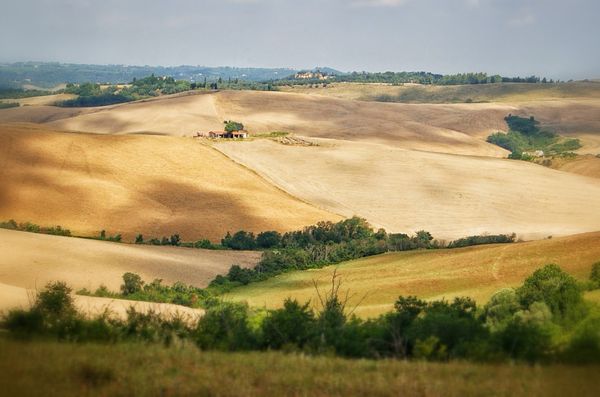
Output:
1,0,599,79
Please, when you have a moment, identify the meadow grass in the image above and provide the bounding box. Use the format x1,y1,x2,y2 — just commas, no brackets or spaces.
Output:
226,233,600,317
1,338,599,397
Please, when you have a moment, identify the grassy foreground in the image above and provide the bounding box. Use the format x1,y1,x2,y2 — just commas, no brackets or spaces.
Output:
1,338,598,397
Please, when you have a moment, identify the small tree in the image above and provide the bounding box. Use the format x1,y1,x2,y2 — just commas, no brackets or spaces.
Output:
170,234,181,246
35,281,75,318
135,234,144,244
121,272,144,295
224,120,244,133
256,231,281,249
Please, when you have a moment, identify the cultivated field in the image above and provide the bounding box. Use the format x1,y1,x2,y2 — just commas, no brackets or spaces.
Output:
2,89,599,157
2,339,598,397
0,123,339,242
216,138,600,240
0,93,76,106
0,228,259,315
280,81,600,103
226,232,600,317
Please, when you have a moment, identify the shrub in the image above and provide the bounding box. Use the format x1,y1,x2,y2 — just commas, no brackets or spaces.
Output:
121,273,144,295
494,316,554,362
516,264,586,326
483,288,520,332
194,302,255,351
222,230,256,250
35,281,76,319
261,299,316,350
256,231,282,249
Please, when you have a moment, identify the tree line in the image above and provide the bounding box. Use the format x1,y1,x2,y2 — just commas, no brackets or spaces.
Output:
272,71,553,87
4,263,600,364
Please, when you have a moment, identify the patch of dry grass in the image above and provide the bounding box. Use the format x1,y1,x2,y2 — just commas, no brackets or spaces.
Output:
1,338,598,397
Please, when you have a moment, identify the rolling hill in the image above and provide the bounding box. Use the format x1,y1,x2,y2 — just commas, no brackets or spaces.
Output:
0,123,340,242
215,138,600,240
225,232,600,317
0,228,261,316
1,89,599,157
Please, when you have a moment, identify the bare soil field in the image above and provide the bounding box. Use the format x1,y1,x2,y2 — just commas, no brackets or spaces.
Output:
226,232,600,317
0,227,258,316
547,154,600,179
216,138,600,241
0,228,260,291
0,123,340,242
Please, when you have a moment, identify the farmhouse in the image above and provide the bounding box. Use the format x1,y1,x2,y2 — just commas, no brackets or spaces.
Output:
206,130,249,139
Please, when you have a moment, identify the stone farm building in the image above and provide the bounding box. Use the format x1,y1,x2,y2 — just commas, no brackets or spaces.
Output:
199,130,249,139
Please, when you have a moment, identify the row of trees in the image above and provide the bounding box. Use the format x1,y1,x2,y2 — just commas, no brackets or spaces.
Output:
5,263,600,363
273,71,552,87
0,219,71,237
215,218,442,288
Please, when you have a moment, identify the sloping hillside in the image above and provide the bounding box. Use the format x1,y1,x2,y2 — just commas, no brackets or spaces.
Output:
2,90,599,157
215,138,600,240
0,123,340,241
0,228,260,291
226,232,600,317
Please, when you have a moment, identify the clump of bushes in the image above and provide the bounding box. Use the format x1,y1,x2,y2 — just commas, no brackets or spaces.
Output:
0,219,71,236
4,263,600,363
448,233,516,248
487,115,581,160
79,273,214,309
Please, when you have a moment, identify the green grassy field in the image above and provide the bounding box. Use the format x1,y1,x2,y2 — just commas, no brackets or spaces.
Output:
1,338,598,397
226,232,600,317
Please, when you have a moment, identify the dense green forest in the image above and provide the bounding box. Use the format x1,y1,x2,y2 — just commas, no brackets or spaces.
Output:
487,115,581,159
5,262,600,364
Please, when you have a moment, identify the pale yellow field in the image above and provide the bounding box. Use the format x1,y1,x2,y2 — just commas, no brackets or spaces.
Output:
226,232,600,317
0,227,259,317
0,93,76,106
0,282,203,319
1,90,598,157
0,123,340,242
281,81,600,103
216,138,600,240
0,228,260,291
548,154,600,179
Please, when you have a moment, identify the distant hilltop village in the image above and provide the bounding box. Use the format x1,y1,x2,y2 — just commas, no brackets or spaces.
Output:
294,70,333,80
